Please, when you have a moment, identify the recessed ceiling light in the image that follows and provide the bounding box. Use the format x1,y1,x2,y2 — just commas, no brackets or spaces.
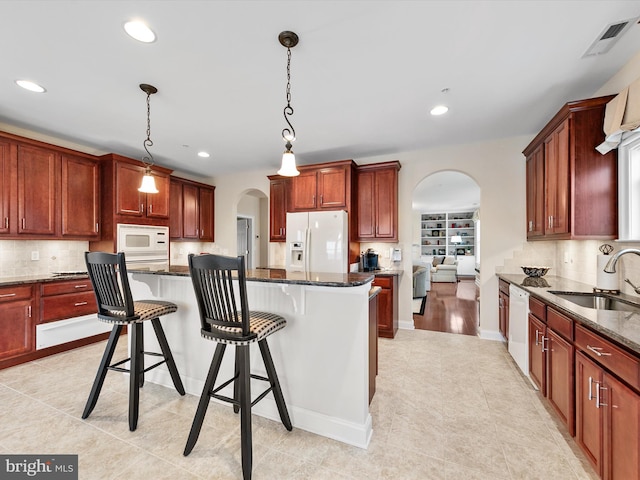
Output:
197,151,210,158
16,80,46,93
124,20,156,43
430,105,448,116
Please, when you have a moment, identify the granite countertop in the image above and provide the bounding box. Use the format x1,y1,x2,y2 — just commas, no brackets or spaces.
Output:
129,265,375,287
0,273,89,287
498,273,640,355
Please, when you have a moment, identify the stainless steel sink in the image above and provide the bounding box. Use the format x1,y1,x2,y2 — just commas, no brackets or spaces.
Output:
549,291,640,312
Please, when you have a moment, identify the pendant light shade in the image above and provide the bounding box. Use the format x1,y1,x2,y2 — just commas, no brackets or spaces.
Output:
277,31,300,177
139,166,159,193
278,149,299,177
138,83,159,193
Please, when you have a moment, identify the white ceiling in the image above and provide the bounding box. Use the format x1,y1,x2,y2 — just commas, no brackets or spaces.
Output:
1,1,639,179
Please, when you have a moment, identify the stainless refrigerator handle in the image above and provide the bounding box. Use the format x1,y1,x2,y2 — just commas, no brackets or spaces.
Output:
305,227,311,272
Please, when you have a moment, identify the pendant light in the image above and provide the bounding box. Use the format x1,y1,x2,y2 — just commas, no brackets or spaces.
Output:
277,31,300,177
138,83,159,193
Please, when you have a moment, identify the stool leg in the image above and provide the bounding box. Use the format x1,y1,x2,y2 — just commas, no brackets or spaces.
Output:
238,344,252,480
129,322,143,431
151,318,185,395
184,343,226,456
82,325,123,419
138,322,145,388
233,347,241,414
258,339,292,431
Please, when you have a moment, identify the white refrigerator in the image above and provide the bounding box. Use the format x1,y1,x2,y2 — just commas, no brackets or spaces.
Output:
285,210,349,273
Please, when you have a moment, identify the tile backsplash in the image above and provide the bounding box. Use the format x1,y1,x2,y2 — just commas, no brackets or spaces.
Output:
169,242,225,266
0,240,88,277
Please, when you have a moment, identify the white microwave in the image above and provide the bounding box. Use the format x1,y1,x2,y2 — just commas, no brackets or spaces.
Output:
116,224,169,264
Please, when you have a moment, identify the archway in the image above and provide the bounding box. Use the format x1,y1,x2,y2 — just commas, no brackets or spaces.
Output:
411,171,480,335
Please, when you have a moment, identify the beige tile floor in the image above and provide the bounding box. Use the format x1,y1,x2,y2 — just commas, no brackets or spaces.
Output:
0,329,599,480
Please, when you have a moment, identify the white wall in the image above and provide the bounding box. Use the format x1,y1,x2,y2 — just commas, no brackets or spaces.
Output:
356,135,530,339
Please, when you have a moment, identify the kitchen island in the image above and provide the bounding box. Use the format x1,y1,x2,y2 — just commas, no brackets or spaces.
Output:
127,266,375,448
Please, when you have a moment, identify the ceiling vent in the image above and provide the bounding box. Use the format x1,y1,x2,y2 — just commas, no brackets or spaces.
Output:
582,17,638,58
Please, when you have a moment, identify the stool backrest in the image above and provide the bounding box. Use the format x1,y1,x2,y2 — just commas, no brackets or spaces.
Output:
188,254,251,340
85,251,136,319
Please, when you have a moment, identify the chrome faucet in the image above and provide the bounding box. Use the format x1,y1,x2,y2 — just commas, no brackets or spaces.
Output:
604,248,640,294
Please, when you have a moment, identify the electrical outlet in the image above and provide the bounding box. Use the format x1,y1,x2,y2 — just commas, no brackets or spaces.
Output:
31,251,39,261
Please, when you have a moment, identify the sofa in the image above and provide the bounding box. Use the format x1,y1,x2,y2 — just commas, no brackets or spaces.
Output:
430,256,458,283
412,264,430,298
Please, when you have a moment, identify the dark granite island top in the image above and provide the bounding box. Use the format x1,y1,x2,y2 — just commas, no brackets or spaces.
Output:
128,265,375,287
497,273,640,356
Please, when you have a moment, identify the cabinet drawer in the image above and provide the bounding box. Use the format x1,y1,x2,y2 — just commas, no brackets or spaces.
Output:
529,296,546,321
0,284,33,303
42,278,92,296
575,324,640,391
547,307,573,341
372,276,392,289
41,291,97,323
499,280,510,295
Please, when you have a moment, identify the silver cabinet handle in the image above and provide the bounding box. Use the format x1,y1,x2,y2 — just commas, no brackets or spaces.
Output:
74,302,88,307
27,305,32,318
96,222,99,233
22,218,26,229
528,220,533,232
4,217,7,229
535,329,541,346
588,376,594,401
320,194,323,205
74,284,88,289
0,293,17,298
587,345,612,357
541,335,548,352
149,204,153,214
201,228,205,237
140,203,144,213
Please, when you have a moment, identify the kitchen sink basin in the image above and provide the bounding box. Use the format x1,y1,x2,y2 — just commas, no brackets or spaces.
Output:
549,291,640,312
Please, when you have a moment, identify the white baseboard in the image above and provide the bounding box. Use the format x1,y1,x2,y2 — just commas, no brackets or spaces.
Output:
479,329,504,342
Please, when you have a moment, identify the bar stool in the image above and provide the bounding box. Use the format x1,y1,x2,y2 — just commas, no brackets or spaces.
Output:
83,251,185,431
184,253,292,480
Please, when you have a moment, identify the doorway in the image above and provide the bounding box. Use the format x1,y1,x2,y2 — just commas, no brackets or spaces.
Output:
412,171,480,336
237,216,252,269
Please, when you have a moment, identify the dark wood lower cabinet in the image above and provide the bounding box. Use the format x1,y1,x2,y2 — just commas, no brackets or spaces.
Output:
0,298,34,360
528,314,546,394
372,275,398,338
576,350,640,479
547,328,574,435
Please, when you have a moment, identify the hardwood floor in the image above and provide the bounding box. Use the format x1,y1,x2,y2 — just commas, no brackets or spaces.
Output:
413,278,479,336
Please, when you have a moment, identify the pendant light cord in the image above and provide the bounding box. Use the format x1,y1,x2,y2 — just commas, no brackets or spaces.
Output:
282,46,295,149
143,90,154,166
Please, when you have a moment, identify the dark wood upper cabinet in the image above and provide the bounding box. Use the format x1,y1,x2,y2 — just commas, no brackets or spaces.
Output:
290,161,354,212
523,95,617,240
169,176,215,242
0,139,12,234
290,170,319,211
268,177,288,242
356,161,400,242
17,143,57,235
113,160,169,219
317,166,348,208
61,154,100,238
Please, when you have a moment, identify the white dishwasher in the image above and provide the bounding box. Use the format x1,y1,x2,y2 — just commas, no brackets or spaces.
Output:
508,284,530,377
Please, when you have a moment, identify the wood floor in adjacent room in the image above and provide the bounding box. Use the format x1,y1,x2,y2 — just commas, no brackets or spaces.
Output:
413,278,479,336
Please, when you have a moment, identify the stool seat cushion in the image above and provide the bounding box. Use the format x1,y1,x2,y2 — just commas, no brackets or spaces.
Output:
202,311,286,345
99,300,178,324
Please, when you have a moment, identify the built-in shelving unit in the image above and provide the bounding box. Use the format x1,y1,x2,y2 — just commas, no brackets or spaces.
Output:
420,211,475,257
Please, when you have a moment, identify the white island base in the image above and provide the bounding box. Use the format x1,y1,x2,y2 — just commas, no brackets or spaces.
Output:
128,271,373,448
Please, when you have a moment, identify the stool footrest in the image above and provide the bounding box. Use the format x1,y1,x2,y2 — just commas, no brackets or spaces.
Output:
107,352,168,374
209,372,274,408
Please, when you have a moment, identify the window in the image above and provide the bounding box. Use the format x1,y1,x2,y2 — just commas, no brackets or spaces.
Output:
618,132,640,241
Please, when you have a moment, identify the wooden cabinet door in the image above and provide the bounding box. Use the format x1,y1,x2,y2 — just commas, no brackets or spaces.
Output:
498,291,507,340
528,314,546,395
357,170,375,239
17,144,57,235
604,372,640,480
374,168,397,239
547,328,575,435
0,139,11,234
115,162,144,216
0,299,34,360
376,285,392,335
526,144,545,238
318,166,347,209
146,172,170,218
544,119,570,236
61,154,99,238
291,170,317,210
576,351,604,476
199,187,215,241
169,180,183,239
182,183,199,239
269,178,287,241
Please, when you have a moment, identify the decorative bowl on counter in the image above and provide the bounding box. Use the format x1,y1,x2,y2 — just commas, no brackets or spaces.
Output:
521,266,550,277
